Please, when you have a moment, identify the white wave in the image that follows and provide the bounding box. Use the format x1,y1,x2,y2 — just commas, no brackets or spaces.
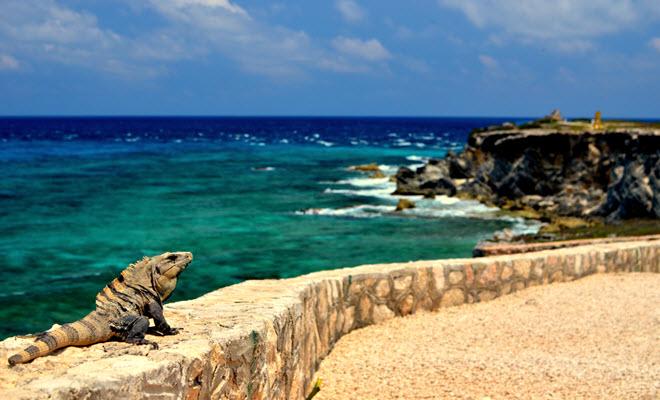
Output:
296,205,393,218
433,195,461,205
297,199,542,237
406,155,427,162
321,187,540,234
508,218,543,236
324,187,395,199
317,140,334,147
252,166,275,171
414,143,426,148
336,177,390,187
318,162,542,236
329,171,398,200
393,140,412,147
378,164,398,175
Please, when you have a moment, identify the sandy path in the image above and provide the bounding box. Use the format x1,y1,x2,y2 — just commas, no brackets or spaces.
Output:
314,273,660,400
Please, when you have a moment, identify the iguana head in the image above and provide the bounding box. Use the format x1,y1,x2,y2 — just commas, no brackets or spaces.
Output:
150,251,193,301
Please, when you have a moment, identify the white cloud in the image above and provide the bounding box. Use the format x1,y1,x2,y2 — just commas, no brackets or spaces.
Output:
145,0,334,77
440,0,660,52
0,54,20,70
332,36,391,61
478,54,498,69
159,0,248,15
0,0,390,78
0,0,143,75
0,1,120,46
336,0,365,23
650,37,660,52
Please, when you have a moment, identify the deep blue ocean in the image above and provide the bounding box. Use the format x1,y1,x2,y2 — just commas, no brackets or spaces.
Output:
0,117,540,339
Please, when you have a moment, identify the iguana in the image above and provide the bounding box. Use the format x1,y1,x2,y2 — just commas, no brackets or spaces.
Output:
8,251,193,366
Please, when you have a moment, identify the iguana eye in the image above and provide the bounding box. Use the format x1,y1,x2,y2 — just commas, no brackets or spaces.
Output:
167,254,178,261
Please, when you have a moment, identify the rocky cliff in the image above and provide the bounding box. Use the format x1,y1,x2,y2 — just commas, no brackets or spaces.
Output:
395,121,660,222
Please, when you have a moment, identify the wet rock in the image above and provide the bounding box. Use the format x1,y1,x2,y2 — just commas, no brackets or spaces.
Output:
349,163,381,172
395,198,415,212
394,161,456,196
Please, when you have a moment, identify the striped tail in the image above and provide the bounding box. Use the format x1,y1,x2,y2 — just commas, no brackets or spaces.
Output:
8,311,113,366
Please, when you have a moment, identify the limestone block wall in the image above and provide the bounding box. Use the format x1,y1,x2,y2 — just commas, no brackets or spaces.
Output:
0,240,658,399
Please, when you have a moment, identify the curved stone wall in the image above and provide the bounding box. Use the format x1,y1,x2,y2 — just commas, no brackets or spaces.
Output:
1,239,658,399
473,234,660,257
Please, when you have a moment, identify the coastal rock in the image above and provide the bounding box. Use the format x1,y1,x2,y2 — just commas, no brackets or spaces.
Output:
394,120,660,221
394,161,456,197
446,151,471,179
598,160,659,220
395,198,415,212
349,163,381,172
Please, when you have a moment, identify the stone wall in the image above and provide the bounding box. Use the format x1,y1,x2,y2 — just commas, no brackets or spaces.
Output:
473,234,660,257
1,240,658,399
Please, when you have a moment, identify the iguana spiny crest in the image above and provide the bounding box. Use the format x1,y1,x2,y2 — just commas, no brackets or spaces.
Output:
8,251,193,366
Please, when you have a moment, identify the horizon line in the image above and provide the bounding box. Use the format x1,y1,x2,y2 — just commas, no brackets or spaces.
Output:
0,114,657,120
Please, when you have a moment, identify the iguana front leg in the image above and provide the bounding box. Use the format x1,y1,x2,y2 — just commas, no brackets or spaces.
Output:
147,301,180,336
112,315,159,349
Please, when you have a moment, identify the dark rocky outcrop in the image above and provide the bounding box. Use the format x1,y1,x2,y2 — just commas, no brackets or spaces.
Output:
394,122,660,221
394,160,456,197
395,198,415,211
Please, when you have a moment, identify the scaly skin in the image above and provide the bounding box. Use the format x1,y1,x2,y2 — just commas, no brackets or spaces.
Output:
8,251,193,366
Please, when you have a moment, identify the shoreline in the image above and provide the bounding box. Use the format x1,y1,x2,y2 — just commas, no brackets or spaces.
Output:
388,114,660,245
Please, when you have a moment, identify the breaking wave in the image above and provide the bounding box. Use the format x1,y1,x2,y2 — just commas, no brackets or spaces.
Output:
304,163,543,236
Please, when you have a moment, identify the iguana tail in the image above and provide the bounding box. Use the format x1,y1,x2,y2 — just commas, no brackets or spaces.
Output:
8,311,113,366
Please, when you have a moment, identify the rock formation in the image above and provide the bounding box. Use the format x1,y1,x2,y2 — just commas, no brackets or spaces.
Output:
348,163,381,172
395,198,415,211
394,116,660,222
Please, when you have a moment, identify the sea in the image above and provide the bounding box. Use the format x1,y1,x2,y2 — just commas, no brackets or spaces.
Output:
0,117,541,339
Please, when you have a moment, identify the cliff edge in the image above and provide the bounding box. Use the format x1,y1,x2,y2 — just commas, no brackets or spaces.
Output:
395,116,660,222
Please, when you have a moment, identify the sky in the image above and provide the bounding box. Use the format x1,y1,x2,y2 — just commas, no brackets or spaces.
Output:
0,0,659,117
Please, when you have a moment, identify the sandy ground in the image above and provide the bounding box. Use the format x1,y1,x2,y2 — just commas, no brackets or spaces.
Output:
314,273,660,400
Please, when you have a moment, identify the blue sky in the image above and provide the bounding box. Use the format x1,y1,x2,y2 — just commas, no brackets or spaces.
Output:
1,0,659,117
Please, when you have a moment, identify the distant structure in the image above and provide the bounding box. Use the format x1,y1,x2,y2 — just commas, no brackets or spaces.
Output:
592,111,603,130
546,109,563,122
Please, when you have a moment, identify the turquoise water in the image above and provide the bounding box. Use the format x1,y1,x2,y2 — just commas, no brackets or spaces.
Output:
0,117,536,338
